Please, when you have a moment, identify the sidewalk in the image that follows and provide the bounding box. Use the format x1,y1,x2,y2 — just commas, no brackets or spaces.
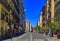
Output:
46,35,60,41
43,33,60,41
3,33,27,41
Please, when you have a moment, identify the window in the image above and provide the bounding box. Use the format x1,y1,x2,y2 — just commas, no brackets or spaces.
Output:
1,13,5,20
58,16,60,21
6,16,8,23
1,11,5,20
10,10,12,13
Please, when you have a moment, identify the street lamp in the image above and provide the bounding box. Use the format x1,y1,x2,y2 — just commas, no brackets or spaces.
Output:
10,24,14,41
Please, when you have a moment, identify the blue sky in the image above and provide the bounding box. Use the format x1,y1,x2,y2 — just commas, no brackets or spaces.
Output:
24,0,46,27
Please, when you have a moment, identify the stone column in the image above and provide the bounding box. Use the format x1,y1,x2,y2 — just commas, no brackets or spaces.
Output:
46,0,49,20
51,0,54,22
40,13,42,27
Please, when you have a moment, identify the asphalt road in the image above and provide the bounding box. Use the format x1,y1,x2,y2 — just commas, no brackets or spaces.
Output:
20,32,48,41
3,32,60,41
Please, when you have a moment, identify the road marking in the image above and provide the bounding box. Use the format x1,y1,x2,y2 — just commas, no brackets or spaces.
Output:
19,39,28,41
46,38,58,41
34,39,44,41
29,33,34,41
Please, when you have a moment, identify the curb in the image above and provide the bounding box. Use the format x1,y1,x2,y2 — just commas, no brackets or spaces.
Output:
3,33,27,41
18,33,27,38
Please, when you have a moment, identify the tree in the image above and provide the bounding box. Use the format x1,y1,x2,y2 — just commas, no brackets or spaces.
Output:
57,21,60,30
35,26,43,32
46,25,49,30
49,22,59,33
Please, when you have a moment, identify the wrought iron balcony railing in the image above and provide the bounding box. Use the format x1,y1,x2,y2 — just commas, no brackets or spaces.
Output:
1,0,10,12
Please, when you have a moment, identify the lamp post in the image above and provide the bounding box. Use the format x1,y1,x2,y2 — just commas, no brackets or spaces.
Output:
10,24,14,41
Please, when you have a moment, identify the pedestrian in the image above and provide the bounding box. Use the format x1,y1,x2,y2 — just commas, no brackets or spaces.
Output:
48,29,51,36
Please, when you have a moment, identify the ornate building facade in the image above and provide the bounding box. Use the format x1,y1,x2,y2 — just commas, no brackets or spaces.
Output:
0,0,25,39
46,0,55,22
42,5,47,31
54,0,60,22
46,0,60,22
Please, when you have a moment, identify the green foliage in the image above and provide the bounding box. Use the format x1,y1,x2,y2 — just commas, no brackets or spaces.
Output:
57,21,60,30
48,22,59,32
46,25,49,30
35,26,42,31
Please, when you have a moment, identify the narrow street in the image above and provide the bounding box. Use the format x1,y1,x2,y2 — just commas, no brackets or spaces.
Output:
3,32,60,41
20,32,48,41
18,32,60,41
0,0,60,41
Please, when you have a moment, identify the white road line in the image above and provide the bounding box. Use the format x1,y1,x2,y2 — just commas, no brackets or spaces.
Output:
29,33,34,41
46,38,58,41
34,39,44,41
19,39,28,41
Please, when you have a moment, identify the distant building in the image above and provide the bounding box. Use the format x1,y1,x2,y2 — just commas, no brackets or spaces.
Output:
25,20,32,32
37,21,40,26
30,24,32,32
39,12,43,27
25,20,30,32
38,5,47,31
37,12,42,27
42,5,47,31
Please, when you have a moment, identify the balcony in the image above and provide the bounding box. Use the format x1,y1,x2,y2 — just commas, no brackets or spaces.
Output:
55,9,60,15
12,11,19,21
5,0,14,11
16,0,20,6
55,2,60,9
1,0,10,12
55,0,60,6
55,4,60,13
15,5,20,14
9,3,14,11
12,0,19,12
14,3,20,14
1,13,5,21
14,8,19,16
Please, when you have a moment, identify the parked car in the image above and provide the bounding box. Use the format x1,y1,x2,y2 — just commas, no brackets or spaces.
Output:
57,30,60,39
